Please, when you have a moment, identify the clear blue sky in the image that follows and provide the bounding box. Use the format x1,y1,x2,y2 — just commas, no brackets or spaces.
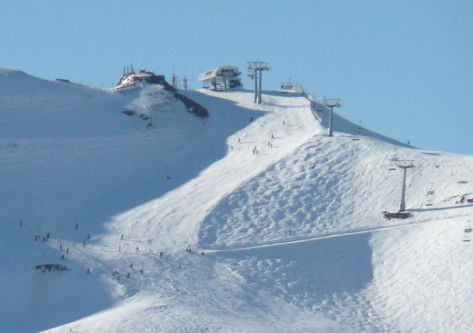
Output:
1,0,472,155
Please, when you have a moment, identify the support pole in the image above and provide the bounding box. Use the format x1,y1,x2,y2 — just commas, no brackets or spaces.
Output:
328,106,334,137
400,167,408,212
319,99,341,137
258,70,263,104
254,69,258,103
248,61,270,104
397,163,414,212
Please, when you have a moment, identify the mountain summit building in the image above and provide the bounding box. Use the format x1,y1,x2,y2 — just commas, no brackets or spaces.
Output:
198,65,242,91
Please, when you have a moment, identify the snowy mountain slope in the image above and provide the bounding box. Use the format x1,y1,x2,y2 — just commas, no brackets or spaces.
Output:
1,69,473,332
201,133,473,331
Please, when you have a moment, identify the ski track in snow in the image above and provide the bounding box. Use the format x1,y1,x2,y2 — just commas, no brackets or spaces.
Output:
1,69,473,332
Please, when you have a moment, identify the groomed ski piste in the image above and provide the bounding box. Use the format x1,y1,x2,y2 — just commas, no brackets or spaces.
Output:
1,68,473,332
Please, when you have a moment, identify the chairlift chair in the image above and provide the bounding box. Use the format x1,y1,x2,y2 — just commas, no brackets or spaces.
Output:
390,155,399,163
465,220,472,232
354,120,363,134
462,221,471,242
425,184,435,206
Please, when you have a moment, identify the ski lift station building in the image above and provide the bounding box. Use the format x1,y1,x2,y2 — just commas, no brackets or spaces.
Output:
198,65,241,91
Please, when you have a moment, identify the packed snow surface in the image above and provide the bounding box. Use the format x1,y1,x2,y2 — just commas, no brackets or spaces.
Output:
1,68,473,332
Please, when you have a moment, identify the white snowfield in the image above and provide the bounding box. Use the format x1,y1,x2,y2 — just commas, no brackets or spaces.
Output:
1,68,472,333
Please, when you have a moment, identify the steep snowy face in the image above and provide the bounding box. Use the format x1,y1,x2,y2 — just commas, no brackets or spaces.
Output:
0,70,216,332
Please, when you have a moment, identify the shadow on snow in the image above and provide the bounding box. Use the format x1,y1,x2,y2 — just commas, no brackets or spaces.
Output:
215,232,373,304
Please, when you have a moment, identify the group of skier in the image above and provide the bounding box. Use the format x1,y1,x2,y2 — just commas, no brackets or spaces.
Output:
236,127,280,156
21,216,207,281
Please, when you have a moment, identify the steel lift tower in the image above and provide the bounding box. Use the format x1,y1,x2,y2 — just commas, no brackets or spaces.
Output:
318,98,342,137
396,160,415,212
247,61,270,104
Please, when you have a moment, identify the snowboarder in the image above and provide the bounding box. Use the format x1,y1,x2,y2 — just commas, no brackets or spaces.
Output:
136,246,139,252
120,234,124,240
87,234,91,240
87,268,90,274
61,254,65,260
66,248,69,254
160,251,163,258
75,223,78,230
